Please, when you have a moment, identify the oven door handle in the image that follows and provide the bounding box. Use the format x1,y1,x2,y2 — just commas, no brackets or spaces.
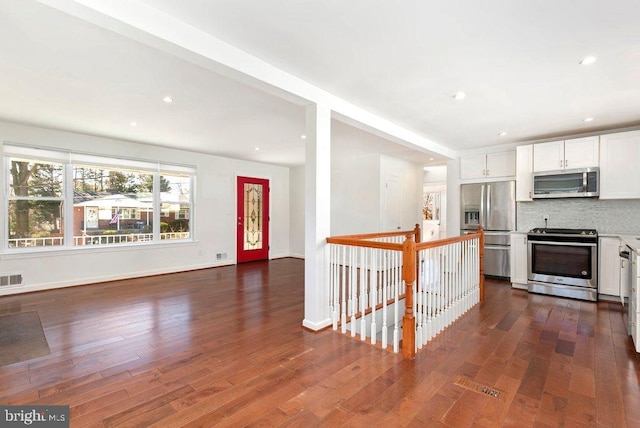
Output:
528,240,596,247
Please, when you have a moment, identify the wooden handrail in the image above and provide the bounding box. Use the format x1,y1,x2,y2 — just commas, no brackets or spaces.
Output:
415,230,482,251
326,226,420,241
325,237,402,251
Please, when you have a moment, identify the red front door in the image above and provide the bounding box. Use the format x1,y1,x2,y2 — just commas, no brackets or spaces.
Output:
237,176,270,263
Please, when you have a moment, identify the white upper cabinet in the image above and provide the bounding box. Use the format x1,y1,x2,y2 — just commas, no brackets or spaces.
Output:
460,154,486,180
564,137,600,169
533,136,599,172
460,150,515,180
515,145,533,201
600,130,640,199
533,141,564,171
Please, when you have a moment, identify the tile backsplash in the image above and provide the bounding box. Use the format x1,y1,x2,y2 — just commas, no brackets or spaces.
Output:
517,198,640,234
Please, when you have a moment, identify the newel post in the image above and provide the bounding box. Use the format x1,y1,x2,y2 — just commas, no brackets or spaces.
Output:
401,232,417,359
413,223,421,244
478,227,485,302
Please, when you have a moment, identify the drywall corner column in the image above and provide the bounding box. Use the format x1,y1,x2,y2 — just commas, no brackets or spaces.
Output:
302,104,332,331
446,157,461,238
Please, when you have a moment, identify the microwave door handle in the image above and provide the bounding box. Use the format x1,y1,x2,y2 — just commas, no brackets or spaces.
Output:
583,172,588,192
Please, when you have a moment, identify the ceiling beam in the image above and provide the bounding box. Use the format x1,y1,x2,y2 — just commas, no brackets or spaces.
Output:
38,0,457,160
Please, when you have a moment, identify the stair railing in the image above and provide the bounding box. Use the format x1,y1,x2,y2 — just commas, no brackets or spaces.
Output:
326,225,484,359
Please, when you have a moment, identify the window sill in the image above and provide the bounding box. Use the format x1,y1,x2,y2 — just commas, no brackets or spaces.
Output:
0,239,199,260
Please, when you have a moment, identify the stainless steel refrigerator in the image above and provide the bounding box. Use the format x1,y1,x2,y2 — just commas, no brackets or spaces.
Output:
460,181,516,278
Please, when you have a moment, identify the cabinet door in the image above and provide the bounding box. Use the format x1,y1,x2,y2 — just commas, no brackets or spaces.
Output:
510,233,528,285
533,141,564,172
460,154,486,180
564,136,599,169
598,237,621,296
516,145,533,201
486,150,516,178
600,131,640,199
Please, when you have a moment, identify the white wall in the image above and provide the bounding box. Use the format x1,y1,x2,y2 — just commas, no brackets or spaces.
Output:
331,154,380,235
0,121,290,296
379,154,423,231
330,152,423,236
423,165,447,184
446,157,461,238
289,165,305,257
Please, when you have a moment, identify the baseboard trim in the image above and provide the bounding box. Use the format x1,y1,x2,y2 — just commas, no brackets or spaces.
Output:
302,317,332,331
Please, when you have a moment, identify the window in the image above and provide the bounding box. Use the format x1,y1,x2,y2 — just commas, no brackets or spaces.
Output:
74,164,153,245
4,145,195,250
159,174,191,239
7,157,65,248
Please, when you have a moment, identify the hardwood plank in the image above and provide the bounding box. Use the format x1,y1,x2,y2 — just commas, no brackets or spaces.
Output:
0,261,638,427
517,356,551,400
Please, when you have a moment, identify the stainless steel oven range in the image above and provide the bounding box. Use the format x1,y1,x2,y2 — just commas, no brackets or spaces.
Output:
527,228,598,301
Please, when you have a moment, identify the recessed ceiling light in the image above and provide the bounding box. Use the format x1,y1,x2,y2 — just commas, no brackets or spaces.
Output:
498,131,508,136
453,91,466,100
583,117,594,122
162,96,174,103
254,147,260,151
129,121,138,127
429,157,434,161
300,134,307,139
579,56,597,65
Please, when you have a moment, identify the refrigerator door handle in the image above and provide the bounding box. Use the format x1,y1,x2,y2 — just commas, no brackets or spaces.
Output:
485,184,491,229
480,184,486,229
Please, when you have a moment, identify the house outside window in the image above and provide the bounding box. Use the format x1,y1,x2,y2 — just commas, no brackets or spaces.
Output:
159,174,191,239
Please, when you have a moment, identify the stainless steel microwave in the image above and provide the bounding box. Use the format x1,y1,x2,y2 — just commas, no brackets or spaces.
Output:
532,167,599,199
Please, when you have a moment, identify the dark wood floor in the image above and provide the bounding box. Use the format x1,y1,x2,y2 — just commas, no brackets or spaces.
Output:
0,258,638,427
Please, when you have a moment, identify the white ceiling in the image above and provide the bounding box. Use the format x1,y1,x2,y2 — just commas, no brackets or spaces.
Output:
2,1,640,167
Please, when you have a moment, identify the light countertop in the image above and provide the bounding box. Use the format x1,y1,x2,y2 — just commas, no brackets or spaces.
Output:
619,235,640,253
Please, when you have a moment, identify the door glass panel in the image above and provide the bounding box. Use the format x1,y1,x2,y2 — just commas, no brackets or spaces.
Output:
531,244,592,279
534,173,583,194
243,183,263,250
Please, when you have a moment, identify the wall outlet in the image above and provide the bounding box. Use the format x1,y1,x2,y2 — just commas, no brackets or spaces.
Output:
542,214,550,222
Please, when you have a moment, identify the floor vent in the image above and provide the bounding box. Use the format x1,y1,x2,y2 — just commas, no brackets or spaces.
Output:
0,274,23,287
454,374,505,401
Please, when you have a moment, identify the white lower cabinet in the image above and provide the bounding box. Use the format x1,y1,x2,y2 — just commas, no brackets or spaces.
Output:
510,233,528,287
598,237,621,297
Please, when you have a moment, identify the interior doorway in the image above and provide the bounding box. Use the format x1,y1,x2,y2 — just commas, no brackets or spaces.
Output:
237,176,270,263
423,184,447,241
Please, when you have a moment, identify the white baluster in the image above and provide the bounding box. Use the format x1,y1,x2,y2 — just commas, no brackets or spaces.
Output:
393,277,400,353
331,245,338,330
381,250,388,350
416,250,423,349
360,247,368,341
370,249,377,345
